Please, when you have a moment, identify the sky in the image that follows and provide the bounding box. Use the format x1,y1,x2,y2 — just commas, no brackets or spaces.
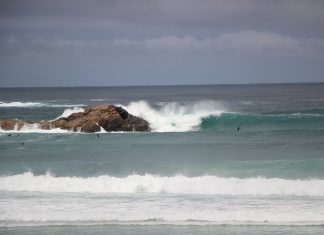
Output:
1,0,324,87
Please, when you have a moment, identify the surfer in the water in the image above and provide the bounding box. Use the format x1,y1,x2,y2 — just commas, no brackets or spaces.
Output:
237,127,240,131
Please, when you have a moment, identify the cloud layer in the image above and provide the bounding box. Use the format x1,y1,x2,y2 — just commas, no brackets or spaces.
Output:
0,0,324,86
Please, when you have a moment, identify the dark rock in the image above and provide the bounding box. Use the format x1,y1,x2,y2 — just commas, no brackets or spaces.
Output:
80,122,101,133
116,106,129,119
0,105,150,133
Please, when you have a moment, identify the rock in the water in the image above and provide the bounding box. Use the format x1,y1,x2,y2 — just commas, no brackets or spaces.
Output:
0,119,33,130
116,106,129,119
0,105,150,133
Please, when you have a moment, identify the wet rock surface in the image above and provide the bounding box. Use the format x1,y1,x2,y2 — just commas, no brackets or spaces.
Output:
0,105,150,133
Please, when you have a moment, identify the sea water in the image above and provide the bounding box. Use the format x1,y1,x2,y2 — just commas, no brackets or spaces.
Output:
0,84,324,234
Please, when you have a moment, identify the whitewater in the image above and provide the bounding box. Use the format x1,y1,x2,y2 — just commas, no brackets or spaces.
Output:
1,84,324,233
1,172,324,196
1,99,323,133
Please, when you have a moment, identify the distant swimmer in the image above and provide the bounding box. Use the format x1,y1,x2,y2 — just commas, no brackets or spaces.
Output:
17,133,24,145
7,134,12,137
237,127,240,131
97,134,100,138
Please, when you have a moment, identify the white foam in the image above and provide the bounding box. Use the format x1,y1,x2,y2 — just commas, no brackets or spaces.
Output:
1,173,324,226
123,100,225,132
48,104,87,108
0,101,44,108
55,107,85,119
1,172,324,196
0,123,71,133
1,100,225,133
0,107,86,133
0,101,86,108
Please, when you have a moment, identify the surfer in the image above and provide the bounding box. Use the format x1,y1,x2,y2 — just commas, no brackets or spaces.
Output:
17,133,24,145
97,134,100,138
237,127,240,131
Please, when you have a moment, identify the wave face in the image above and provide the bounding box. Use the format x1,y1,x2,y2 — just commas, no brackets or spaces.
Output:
124,100,324,132
124,100,225,132
200,114,324,133
1,172,323,196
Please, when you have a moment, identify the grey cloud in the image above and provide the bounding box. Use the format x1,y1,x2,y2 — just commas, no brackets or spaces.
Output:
2,31,323,56
1,0,324,86
1,0,324,36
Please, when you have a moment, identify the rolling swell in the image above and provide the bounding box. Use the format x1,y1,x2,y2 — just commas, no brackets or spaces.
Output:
123,100,324,132
200,113,324,131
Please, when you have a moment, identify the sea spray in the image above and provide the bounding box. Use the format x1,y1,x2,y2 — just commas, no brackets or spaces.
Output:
55,107,85,119
123,100,225,132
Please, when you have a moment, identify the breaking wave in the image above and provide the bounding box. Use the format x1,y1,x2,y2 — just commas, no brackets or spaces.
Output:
123,100,225,132
0,101,86,108
0,123,71,133
1,100,323,133
55,107,85,119
1,172,323,196
122,100,324,132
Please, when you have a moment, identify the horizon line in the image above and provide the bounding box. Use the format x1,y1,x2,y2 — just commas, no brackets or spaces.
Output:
0,81,323,89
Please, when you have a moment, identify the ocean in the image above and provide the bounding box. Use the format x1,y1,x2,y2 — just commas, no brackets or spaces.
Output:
0,84,324,235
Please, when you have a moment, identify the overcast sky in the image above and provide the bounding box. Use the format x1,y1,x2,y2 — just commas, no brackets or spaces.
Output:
1,0,324,87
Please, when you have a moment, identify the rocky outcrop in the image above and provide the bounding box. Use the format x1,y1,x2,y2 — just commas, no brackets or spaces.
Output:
0,105,150,133
0,119,33,130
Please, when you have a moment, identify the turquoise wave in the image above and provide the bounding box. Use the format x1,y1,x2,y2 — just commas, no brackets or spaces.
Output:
201,113,324,131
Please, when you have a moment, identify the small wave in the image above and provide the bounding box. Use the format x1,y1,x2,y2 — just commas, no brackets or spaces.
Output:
0,107,88,133
0,124,71,133
2,220,324,227
0,101,86,108
89,98,121,102
1,172,324,196
0,101,44,108
123,100,225,132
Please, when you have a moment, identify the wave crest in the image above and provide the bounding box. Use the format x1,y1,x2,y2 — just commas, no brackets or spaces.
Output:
1,172,323,196
55,107,85,119
0,101,86,108
123,100,225,132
